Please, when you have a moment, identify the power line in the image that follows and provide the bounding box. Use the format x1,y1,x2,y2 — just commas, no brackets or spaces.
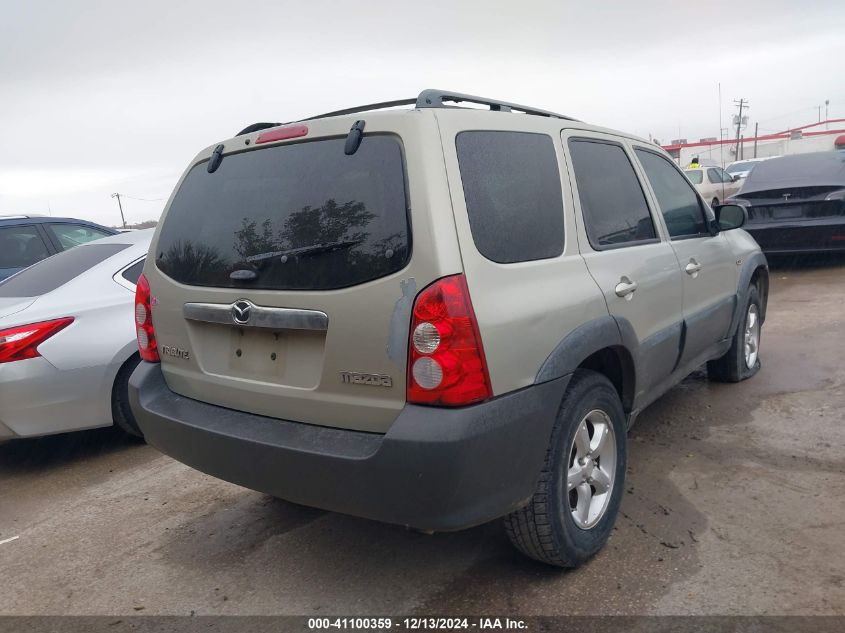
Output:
118,194,166,202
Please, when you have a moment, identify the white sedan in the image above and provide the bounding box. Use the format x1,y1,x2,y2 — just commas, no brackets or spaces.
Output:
683,164,742,206
0,230,152,439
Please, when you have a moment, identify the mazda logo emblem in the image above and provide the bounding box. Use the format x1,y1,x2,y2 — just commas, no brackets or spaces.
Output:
232,299,252,325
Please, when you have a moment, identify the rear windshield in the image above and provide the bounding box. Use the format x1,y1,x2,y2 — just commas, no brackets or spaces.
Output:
155,135,410,290
0,243,129,297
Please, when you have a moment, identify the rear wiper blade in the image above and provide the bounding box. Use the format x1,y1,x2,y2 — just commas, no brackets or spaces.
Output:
244,239,361,264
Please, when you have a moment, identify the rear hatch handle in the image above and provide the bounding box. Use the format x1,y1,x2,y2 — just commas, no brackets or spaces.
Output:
183,300,328,331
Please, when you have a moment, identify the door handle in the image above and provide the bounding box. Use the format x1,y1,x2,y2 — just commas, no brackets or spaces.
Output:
685,259,702,277
614,276,638,299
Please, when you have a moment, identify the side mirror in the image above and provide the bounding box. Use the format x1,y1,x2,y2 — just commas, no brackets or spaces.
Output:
715,204,747,230
731,174,741,182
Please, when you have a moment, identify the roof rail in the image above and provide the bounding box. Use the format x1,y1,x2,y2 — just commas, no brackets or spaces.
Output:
235,89,576,135
298,98,418,122
415,89,576,120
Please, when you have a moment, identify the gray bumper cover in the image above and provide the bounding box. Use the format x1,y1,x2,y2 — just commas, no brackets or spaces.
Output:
129,362,568,532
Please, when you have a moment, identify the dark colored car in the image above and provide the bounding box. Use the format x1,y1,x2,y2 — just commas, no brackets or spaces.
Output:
729,151,845,254
0,215,117,281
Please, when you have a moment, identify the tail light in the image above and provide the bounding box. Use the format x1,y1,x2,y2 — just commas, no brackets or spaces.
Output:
0,317,74,364
135,273,159,362
407,274,492,406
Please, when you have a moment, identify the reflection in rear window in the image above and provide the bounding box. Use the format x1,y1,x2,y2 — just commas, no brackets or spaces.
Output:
0,244,129,297
155,136,410,290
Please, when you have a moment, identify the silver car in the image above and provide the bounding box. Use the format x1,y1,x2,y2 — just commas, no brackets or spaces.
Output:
0,229,152,439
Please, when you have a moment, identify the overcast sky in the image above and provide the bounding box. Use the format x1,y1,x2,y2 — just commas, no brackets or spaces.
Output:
2,0,844,227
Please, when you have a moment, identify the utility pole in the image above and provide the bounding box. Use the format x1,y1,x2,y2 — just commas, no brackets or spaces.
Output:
753,122,759,158
733,99,747,161
734,99,748,160
826,99,830,128
111,193,127,229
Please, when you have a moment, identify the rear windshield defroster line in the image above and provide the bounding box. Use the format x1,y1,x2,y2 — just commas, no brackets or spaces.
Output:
155,135,411,291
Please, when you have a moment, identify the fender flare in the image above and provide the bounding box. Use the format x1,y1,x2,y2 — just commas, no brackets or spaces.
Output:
534,315,638,411
729,251,769,335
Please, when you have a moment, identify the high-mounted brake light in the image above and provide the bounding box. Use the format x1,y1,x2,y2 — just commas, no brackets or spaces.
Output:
0,317,74,364
256,124,309,144
407,274,492,406
135,273,160,362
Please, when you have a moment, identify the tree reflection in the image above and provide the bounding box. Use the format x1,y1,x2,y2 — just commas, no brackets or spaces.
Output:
158,198,408,289
234,218,275,260
233,199,375,259
157,239,227,285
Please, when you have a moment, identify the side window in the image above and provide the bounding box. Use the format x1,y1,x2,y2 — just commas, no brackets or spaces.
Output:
568,139,656,249
456,131,564,263
0,225,51,269
707,168,722,184
48,224,112,251
121,259,145,285
635,149,709,238
718,168,734,183
685,170,703,185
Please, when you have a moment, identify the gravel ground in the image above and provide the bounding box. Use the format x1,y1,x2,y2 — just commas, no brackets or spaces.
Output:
1,258,843,616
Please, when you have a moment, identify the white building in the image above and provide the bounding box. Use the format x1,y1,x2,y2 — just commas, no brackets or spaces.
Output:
662,119,845,167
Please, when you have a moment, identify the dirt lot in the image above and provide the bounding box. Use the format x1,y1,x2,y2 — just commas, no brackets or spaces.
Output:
1,259,843,616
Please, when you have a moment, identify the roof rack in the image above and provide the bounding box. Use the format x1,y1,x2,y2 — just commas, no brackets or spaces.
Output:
235,89,576,135
415,89,576,120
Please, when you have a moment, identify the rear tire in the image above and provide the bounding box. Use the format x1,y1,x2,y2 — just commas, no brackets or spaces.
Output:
503,370,626,568
112,354,144,439
707,284,762,382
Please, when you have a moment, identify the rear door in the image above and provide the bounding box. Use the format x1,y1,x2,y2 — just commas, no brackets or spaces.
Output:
145,112,460,433
706,167,741,203
563,132,684,400
633,147,738,366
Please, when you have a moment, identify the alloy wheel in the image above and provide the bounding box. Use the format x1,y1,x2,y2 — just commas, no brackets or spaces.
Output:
566,409,616,529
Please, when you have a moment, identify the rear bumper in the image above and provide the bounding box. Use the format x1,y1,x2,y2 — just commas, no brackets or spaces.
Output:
746,219,845,254
0,357,109,439
129,362,568,531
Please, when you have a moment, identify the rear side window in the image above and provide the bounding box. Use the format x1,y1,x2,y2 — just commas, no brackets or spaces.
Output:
456,131,564,263
121,259,146,285
636,149,708,238
0,243,129,297
685,170,704,184
707,168,723,184
155,136,410,290
568,139,656,249
0,225,50,269
48,224,113,251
